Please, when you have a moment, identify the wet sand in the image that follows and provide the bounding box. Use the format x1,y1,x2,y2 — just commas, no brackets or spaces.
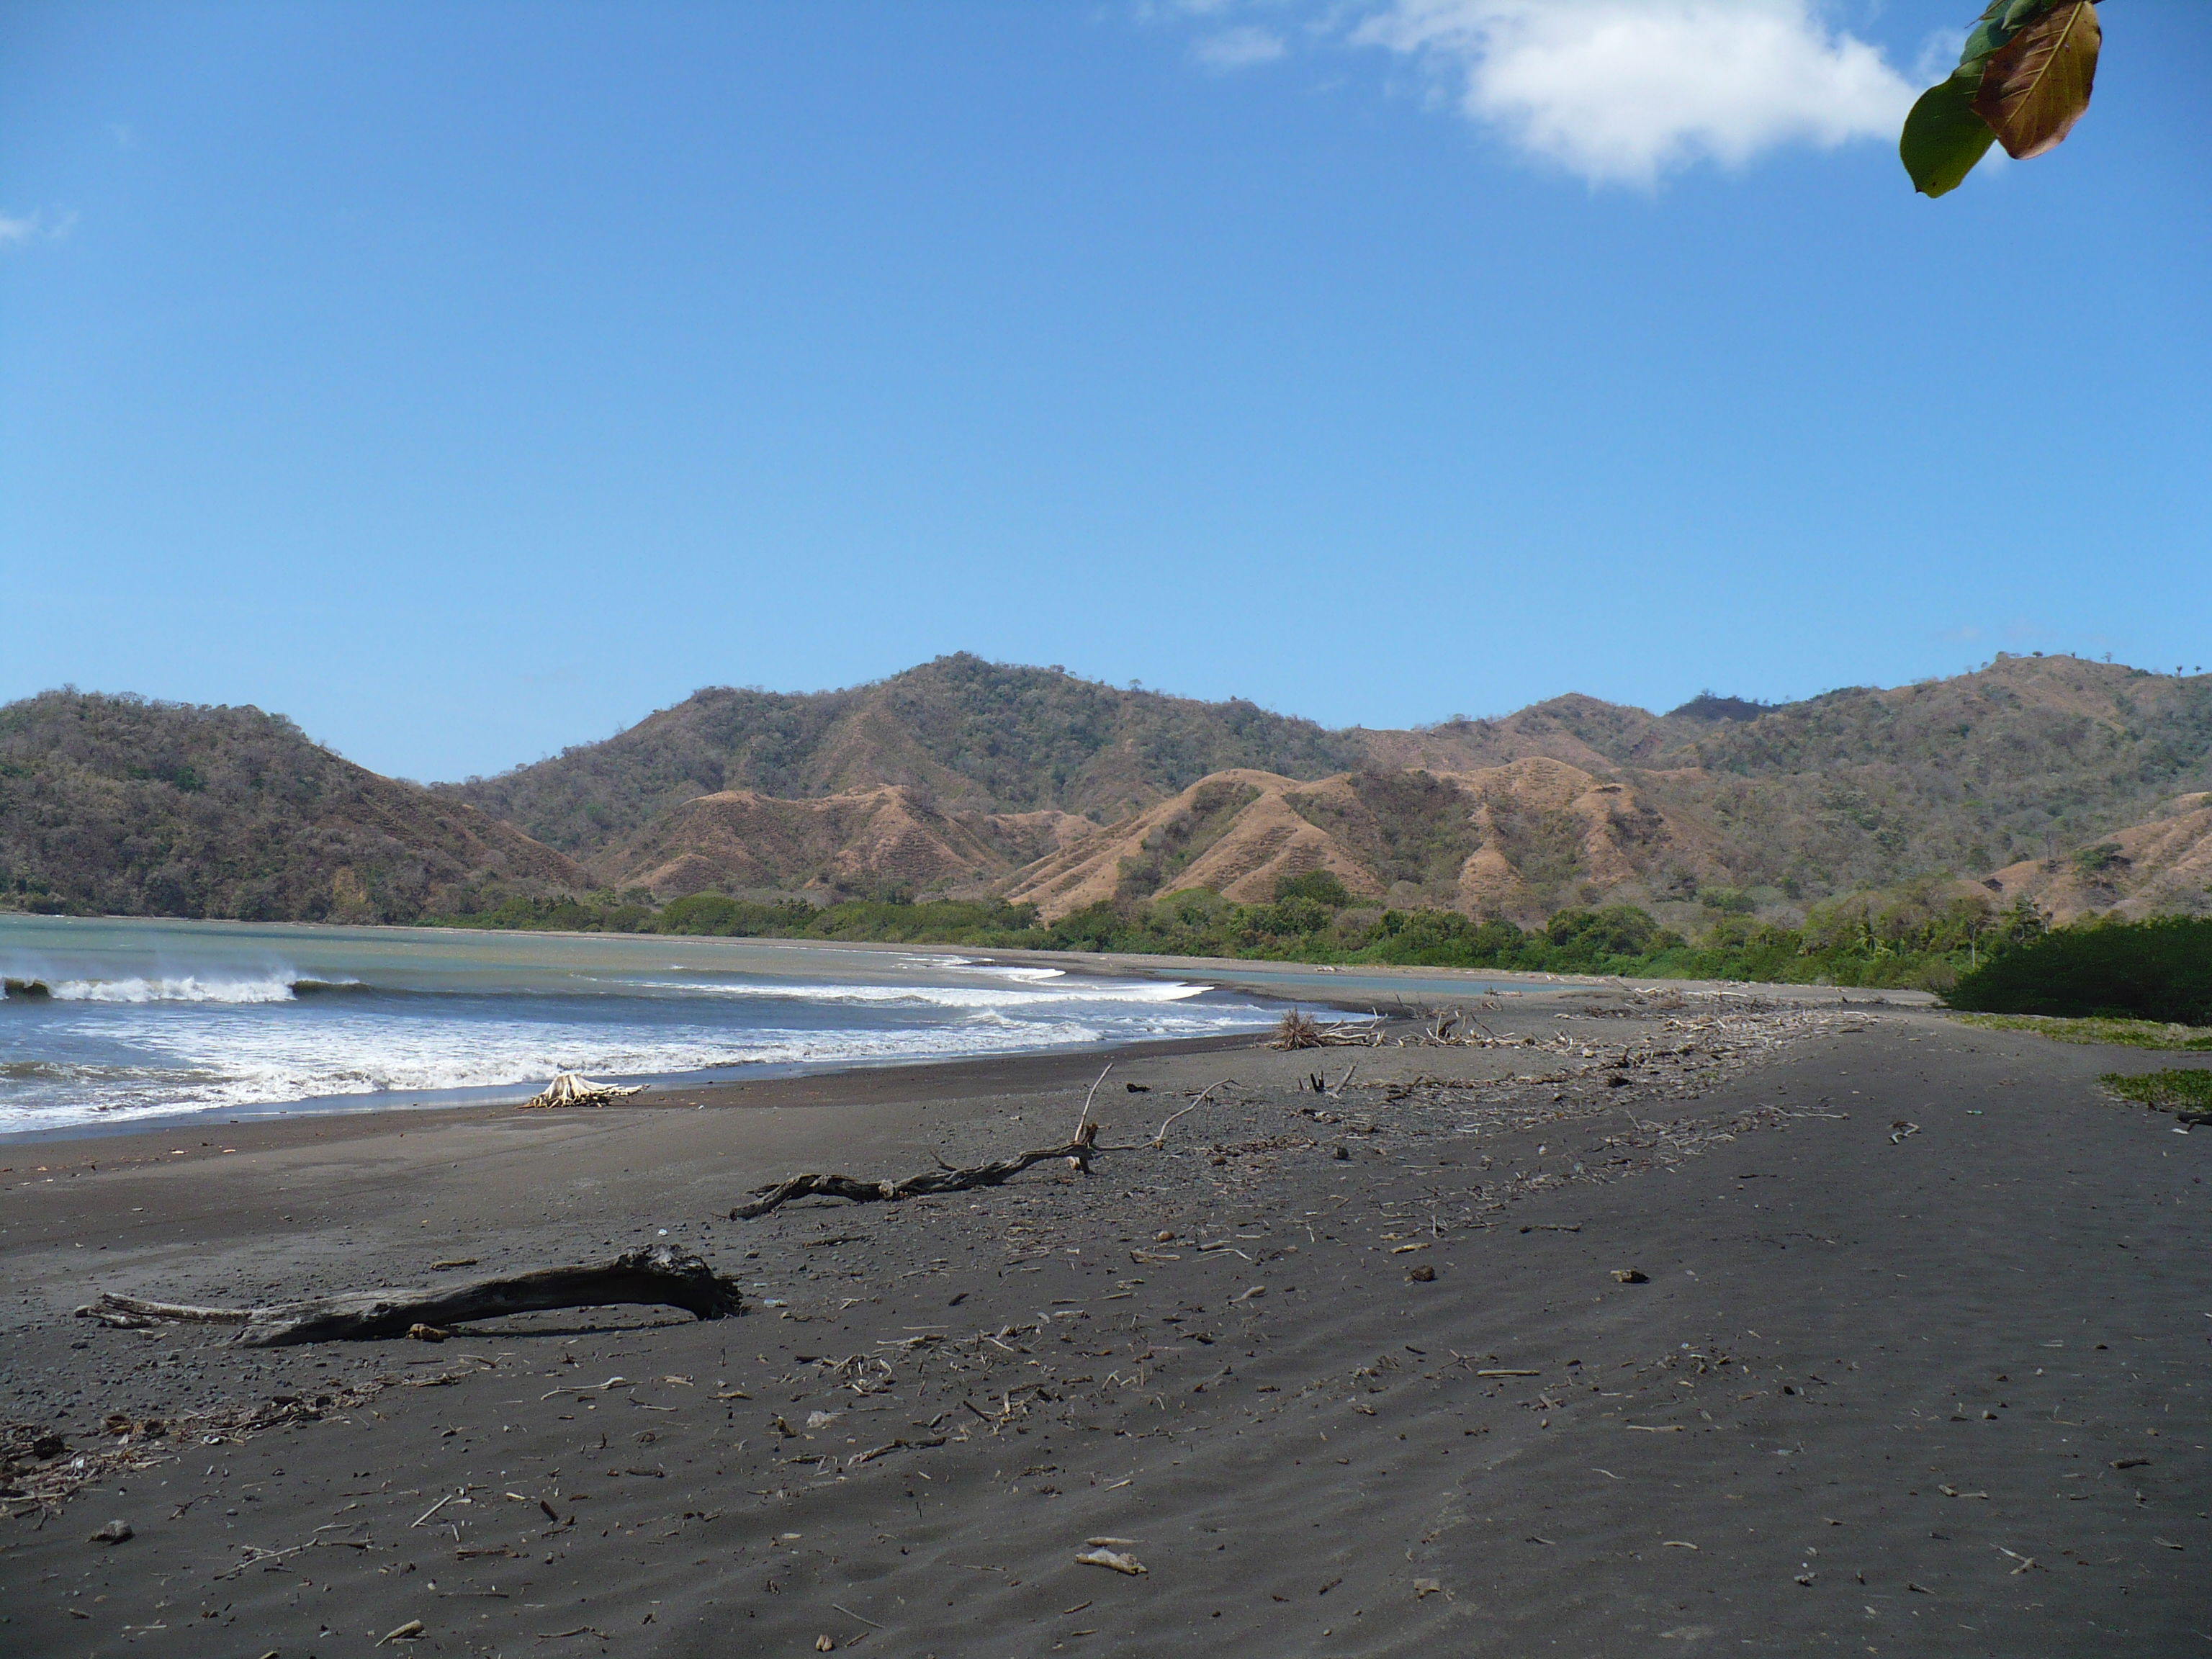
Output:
2,987,2206,1656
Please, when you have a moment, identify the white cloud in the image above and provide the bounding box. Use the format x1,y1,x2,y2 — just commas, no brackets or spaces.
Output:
1193,24,1290,71
1351,0,1916,186
0,207,76,247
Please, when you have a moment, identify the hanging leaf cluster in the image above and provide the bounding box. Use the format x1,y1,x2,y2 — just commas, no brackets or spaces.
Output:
1901,0,2102,198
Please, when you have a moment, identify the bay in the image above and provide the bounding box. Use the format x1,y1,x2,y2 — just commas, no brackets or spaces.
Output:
0,914,1275,1136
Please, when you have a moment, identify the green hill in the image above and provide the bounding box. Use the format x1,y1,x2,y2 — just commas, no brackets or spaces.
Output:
0,691,583,922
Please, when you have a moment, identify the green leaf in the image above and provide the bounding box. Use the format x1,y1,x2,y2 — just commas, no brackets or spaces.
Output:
1901,75,1998,198
1972,0,2100,160
1959,0,2064,73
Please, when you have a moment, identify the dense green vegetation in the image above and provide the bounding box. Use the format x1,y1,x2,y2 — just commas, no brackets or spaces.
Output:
432,869,2050,990
1947,917,2212,1025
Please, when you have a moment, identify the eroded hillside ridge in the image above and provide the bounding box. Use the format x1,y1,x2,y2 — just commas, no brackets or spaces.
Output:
0,692,583,922
607,785,1089,900
436,652,1369,854
999,760,1730,924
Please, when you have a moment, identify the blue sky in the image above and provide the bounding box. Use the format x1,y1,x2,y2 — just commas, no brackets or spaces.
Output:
3,2,2206,782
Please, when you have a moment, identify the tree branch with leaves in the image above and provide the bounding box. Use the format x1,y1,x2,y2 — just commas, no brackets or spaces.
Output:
1902,0,2103,198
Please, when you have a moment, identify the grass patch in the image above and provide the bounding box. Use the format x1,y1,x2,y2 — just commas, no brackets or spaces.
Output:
2100,1069,2212,1118
1951,1012,2212,1051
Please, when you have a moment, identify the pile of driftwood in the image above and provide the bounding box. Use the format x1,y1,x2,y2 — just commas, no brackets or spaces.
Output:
1269,1010,1385,1050
521,1071,643,1109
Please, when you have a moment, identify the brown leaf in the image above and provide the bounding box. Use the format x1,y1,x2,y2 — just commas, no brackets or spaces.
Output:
1973,0,2101,161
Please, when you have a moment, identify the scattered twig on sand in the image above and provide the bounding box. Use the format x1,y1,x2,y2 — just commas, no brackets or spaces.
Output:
74,1246,742,1346
1151,1079,1235,1148
1269,1010,1385,1050
1072,1063,1113,1140
845,1436,947,1470
519,1071,642,1110
732,1123,1102,1220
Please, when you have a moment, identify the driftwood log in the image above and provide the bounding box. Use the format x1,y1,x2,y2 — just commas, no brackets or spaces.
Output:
74,1246,742,1346
734,1121,1100,1220
521,1071,643,1109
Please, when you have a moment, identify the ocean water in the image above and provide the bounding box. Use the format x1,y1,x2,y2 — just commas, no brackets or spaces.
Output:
0,915,1278,1136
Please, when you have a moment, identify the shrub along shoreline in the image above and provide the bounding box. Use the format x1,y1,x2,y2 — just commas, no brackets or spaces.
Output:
430,870,2079,994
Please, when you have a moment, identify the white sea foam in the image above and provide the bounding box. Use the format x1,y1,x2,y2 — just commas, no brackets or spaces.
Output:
45,974,301,1004
621,978,1202,1009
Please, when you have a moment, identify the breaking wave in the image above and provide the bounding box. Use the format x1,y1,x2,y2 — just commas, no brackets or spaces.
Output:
40,974,305,1005
621,977,1203,1009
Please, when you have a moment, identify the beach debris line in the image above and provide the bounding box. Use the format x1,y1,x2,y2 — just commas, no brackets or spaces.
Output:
521,1071,643,1110
73,1245,743,1346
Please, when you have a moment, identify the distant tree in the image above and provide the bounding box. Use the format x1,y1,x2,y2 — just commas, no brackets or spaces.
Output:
1902,1,2102,198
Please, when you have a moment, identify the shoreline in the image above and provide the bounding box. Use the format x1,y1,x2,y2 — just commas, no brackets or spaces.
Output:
3,988,2199,1653
0,930,1318,1150
0,938,1940,1151
0,1026,1267,1158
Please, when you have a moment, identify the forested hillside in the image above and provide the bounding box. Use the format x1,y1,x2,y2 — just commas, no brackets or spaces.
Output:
0,692,583,922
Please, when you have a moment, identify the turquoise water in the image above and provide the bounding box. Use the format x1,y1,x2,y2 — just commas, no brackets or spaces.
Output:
0,916,1277,1134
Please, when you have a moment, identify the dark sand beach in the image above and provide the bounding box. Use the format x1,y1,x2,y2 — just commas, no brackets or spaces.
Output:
3,982,2206,1656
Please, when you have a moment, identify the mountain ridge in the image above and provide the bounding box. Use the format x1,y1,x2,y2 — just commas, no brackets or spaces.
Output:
441,651,2212,914
6,652,2209,927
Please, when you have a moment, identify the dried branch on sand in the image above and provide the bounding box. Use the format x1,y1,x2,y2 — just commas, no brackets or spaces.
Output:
521,1071,642,1110
74,1246,742,1346
1269,1010,1385,1050
733,1122,1101,1220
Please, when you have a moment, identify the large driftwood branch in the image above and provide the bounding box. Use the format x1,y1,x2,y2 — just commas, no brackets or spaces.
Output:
75,1246,742,1346
733,1122,1100,1220
521,1071,643,1109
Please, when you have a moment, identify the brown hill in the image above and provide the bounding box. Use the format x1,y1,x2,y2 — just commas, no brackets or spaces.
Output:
0,691,583,922
607,786,1087,901
439,653,1367,858
1979,793,2212,925
17,653,2208,928
446,652,2212,918
1002,760,1730,923
1620,654,2212,894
